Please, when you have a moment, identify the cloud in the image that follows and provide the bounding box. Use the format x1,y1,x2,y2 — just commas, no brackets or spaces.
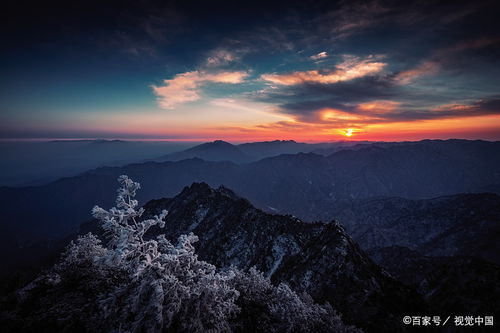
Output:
442,36,500,54
152,71,249,109
261,55,386,85
348,97,500,123
394,60,440,85
317,0,391,41
357,100,401,113
254,75,397,119
206,49,239,67
310,51,328,60
394,36,500,85
318,97,500,124
255,58,500,128
98,4,185,59
415,97,500,120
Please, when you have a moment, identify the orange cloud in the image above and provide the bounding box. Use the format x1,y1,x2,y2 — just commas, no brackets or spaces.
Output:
261,55,386,85
394,60,440,85
320,108,365,122
432,103,471,111
204,72,248,83
357,100,401,113
152,71,249,109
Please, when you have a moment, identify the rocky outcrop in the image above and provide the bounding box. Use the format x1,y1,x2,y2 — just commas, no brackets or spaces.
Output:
139,183,423,332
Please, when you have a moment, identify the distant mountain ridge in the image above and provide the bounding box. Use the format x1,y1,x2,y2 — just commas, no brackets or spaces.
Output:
334,193,500,264
0,140,197,186
238,140,311,158
1,139,499,249
155,140,253,163
153,139,368,163
367,246,500,317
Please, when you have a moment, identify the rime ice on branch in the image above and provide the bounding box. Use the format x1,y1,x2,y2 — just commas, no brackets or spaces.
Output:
91,175,239,332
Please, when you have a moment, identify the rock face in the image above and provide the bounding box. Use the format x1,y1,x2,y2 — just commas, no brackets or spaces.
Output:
334,193,500,264
138,183,423,332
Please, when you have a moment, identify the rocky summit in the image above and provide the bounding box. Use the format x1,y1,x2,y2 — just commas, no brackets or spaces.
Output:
137,182,423,332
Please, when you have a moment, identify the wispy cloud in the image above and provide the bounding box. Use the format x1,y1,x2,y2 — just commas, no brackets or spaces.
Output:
205,47,249,67
394,60,440,85
152,71,249,109
322,96,500,124
395,36,500,84
442,36,500,54
316,0,391,41
310,51,328,61
356,100,401,113
98,4,185,59
261,55,386,85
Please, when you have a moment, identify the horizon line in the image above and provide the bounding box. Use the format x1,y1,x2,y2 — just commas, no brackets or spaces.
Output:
1,137,498,144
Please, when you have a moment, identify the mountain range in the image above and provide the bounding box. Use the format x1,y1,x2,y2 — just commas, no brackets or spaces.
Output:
335,193,500,264
368,246,500,318
1,139,499,249
153,139,367,163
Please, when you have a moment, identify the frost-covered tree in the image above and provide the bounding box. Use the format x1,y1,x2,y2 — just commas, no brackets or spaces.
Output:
230,267,361,333
90,175,240,333
8,175,361,333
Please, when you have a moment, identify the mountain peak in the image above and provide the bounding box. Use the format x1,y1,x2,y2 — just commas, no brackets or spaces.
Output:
138,182,422,331
155,140,250,163
211,140,232,145
183,181,213,192
175,182,241,203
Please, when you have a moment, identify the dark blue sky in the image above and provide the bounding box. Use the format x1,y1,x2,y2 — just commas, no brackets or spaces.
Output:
1,0,500,141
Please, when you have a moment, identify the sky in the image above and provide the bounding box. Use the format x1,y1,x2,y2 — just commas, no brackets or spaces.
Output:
1,0,500,142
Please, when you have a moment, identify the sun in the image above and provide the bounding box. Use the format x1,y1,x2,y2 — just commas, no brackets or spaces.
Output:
344,128,354,137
